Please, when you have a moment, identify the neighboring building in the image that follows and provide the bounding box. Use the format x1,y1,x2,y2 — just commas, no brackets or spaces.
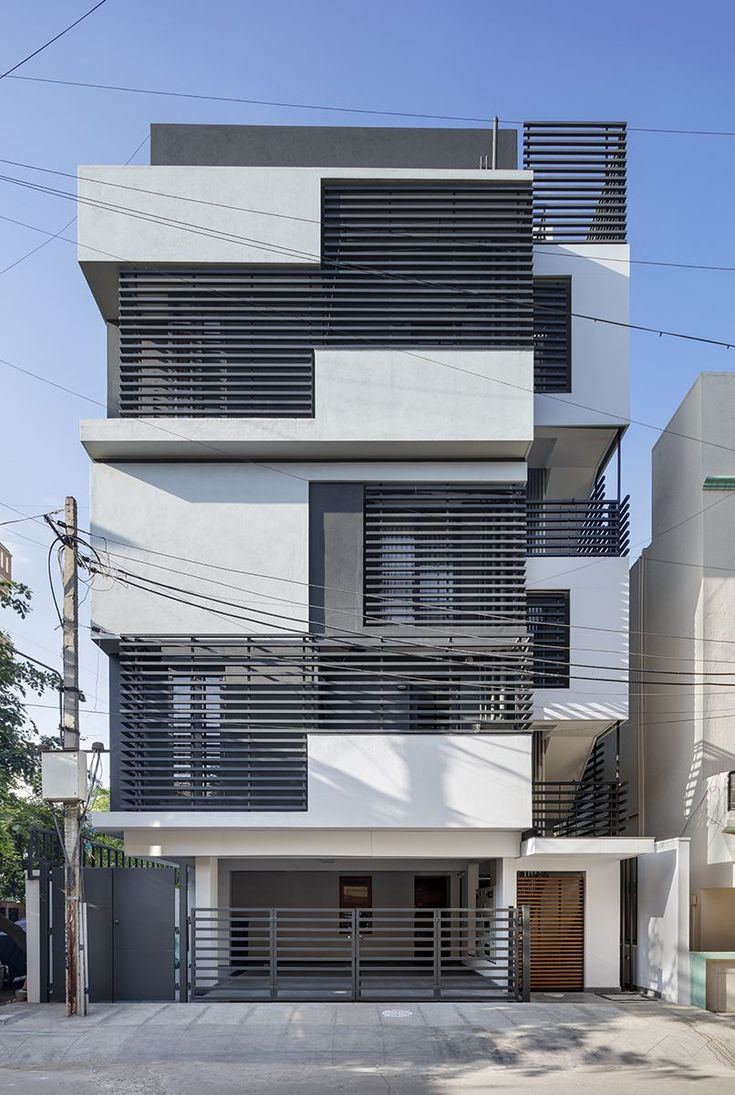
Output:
627,373,735,1007
0,542,12,583
80,120,651,997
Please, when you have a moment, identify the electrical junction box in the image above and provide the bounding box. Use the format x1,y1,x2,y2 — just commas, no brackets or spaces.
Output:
41,750,89,803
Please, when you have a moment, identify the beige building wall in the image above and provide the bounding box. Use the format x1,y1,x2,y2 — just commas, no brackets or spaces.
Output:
627,374,735,949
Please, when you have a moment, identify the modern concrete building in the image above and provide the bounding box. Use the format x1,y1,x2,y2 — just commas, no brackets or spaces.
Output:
627,373,735,1009
80,120,652,999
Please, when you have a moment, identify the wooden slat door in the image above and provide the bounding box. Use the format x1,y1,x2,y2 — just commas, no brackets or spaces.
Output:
517,872,585,991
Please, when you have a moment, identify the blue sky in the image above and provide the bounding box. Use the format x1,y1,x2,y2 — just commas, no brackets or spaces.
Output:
2,0,735,752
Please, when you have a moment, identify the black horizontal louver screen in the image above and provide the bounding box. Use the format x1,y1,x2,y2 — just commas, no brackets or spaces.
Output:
527,592,570,689
118,640,308,811
523,121,627,243
117,636,532,808
117,180,532,417
320,181,533,347
363,484,526,626
533,277,571,393
118,270,319,418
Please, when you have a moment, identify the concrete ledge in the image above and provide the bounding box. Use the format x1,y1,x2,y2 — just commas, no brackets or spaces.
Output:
88,824,524,860
520,837,656,862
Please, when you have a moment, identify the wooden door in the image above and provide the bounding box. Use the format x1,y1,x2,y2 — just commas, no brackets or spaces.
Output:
517,872,585,992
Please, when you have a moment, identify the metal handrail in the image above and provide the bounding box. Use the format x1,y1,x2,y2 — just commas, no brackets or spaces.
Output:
527,497,630,557
531,779,627,837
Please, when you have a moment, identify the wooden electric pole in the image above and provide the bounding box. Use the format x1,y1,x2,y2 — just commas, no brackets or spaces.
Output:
61,495,83,1016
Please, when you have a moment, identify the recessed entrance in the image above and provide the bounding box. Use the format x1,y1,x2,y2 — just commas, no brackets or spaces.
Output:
414,875,450,909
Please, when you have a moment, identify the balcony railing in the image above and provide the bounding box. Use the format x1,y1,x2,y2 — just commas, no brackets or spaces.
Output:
527,497,629,557
531,780,627,837
523,122,627,243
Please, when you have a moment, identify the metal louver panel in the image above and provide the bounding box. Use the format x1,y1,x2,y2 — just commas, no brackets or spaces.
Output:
117,635,532,809
533,277,571,393
526,497,630,556
320,181,533,347
118,270,319,418
363,484,526,626
117,180,533,417
527,591,569,688
524,122,627,243
119,731,308,812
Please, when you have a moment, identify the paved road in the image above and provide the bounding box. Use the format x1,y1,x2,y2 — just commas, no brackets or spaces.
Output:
1,994,735,1093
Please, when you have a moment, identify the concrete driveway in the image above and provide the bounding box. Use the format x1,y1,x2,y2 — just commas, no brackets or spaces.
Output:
1,994,734,1093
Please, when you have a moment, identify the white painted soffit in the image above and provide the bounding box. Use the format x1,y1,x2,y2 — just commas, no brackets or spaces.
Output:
520,837,656,863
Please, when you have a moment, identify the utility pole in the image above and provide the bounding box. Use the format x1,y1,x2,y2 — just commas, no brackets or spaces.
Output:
61,495,83,1017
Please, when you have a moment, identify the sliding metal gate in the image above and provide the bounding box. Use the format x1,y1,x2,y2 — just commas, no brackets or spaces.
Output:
192,907,530,1002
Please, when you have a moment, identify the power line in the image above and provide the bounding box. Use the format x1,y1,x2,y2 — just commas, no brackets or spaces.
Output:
5,153,735,277
0,508,61,526
80,541,735,682
3,162,735,351
25,702,109,715
6,74,494,121
3,166,735,444
0,353,105,407
90,554,735,688
6,76,735,138
69,492,735,656
3,166,735,606
82,560,652,695
3,314,735,640
77,532,735,670
10,647,62,677
86,557,735,698
0,135,149,279
4,164,735,351
0,2,108,81
4,178,735,458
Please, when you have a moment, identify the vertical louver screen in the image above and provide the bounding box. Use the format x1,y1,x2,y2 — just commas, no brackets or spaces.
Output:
533,277,571,393
363,485,527,626
527,591,570,688
116,180,533,417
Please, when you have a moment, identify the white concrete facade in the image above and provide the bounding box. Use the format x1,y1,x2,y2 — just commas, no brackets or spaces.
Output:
79,123,635,996
93,734,532,832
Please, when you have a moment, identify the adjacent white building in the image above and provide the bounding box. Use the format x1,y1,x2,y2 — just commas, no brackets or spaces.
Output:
627,373,735,1009
82,121,651,998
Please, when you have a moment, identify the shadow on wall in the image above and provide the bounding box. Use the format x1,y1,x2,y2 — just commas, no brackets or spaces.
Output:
308,734,529,828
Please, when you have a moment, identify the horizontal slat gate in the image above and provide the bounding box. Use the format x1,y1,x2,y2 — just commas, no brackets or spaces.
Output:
191,907,529,1002
516,872,585,992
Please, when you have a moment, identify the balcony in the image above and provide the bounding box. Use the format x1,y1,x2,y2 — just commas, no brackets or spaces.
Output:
530,780,627,837
527,497,629,557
